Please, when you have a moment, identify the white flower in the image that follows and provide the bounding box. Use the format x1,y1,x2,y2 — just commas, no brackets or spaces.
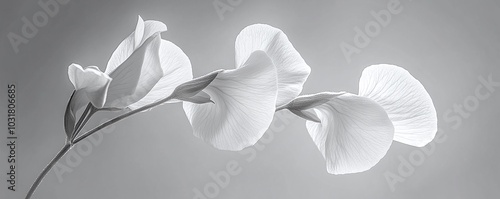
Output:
67,16,192,113
67,65,112,109
183,51,278,151
303,92,394,175
285,64,437,174
235,24,311,107
182,24,311,151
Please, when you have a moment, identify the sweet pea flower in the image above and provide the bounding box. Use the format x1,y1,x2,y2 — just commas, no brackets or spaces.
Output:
282,64,437,174
235,24,311,107
181,24,311,151
67,16,192,112
30,16,194,199
65,16,192,140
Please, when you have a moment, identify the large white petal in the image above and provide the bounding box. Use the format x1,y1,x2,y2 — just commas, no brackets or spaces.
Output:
128,40,193,110
104,33,163,108
68,64,111,108
306,93,394,175
105,17,167,74
359,64,437,147
235,24,311,107
183,51,278,151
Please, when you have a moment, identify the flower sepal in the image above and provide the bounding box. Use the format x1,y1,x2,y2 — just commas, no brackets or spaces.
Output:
169,70,221,104
280,92,345,110
63,91,77,142
280,92,345,122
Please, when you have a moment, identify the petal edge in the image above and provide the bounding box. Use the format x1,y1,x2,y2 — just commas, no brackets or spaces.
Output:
359,64,437,147
183,51,278,151
306,93,394,174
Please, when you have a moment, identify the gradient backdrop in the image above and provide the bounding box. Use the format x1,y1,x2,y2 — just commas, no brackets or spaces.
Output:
1,0,499,199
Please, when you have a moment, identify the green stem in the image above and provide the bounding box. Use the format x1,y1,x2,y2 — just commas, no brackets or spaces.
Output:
25,143,72,199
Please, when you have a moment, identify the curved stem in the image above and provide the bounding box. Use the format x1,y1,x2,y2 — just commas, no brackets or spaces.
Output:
25,143,72,199
27,93,291,198
74,96,173,144
27,96,174,198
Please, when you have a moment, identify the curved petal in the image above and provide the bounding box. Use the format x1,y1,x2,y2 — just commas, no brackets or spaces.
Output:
134,16,145,50
104,33,163,108
235,24,311,107
359,64,437,147
183,51,278,151
105,17,167,74
306,93,394,175
128,40,193,110
68,64,111,108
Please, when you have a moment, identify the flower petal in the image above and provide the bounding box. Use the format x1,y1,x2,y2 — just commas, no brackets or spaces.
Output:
142,20,167,45
235,24,311,107
306,93,394,175
183,51,278,151
358,64,437,147
105,17,167,74
127,40,193,110
134,16,145,50
104,33,163,108
68,64,111,108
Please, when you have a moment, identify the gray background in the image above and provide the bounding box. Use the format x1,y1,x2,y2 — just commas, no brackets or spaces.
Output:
1,0,500,198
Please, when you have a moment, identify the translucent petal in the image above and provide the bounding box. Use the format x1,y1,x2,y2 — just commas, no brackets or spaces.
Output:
67,64,111,108
128,40,193,110
235,24,311,107
359,64,437,147
183,51,278,151
106,18,167,74
306,93,394,174
134,16,145,50
104,34,163,108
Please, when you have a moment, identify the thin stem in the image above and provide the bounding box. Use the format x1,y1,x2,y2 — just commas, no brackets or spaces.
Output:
27,93,291,199
74,96,173,144
26,94,178,198
25,143,72,199
99,107,122,111
71,106,97,142
73,103,92,133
